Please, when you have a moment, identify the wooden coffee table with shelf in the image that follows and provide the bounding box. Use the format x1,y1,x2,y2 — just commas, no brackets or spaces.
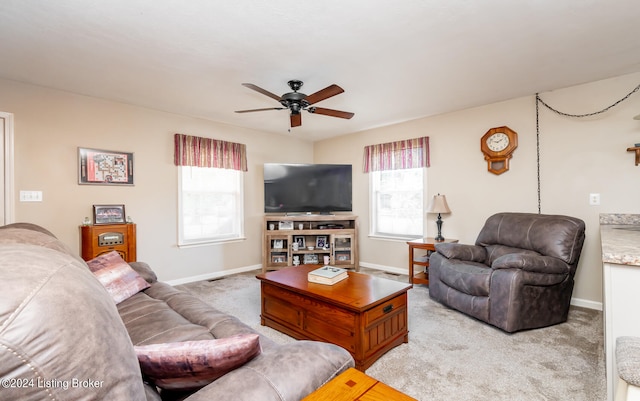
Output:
407,237,458,285
256,265,411,371
302,367,416,400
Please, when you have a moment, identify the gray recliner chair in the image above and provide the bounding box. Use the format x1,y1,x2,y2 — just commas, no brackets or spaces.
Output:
428,212,586,333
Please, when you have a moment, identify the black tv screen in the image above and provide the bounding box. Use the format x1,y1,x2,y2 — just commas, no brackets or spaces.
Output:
264,163,352,213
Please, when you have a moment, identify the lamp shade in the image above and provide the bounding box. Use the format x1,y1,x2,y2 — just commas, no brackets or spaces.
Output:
427,194,451,214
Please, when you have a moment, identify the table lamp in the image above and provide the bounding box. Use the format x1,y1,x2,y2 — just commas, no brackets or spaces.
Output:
427,194,451,241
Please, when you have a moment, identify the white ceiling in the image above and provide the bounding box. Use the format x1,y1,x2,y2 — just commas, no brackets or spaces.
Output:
1,1,640,142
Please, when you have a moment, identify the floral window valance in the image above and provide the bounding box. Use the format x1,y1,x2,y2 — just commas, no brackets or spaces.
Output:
174,133,248,171
362,136,430,172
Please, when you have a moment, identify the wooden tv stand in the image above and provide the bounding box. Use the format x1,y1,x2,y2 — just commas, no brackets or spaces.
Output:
262,214,358,272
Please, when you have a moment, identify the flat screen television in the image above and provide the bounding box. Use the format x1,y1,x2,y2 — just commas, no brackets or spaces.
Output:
264,163,352,214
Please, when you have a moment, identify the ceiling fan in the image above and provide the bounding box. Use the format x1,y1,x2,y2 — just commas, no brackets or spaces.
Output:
235,80,354,128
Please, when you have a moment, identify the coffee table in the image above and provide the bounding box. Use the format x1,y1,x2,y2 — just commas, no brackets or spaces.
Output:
256,265,411,371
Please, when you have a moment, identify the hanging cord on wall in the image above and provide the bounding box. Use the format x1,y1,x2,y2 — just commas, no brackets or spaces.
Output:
536,94,541,213
534,83,640,213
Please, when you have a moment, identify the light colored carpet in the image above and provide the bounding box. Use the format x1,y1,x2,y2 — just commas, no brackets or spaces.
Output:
177,268,606,401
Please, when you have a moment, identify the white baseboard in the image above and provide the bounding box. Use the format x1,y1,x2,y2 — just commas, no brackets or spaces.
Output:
360,261,603,311
165,264,262,286
359,261,407,276
570,297,602,311
165,261,604,312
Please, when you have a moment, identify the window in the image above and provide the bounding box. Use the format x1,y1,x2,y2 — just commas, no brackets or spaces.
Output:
178,166,244,245
370,167,424,239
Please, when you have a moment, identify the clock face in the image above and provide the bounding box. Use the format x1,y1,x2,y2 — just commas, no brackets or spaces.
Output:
486,132,510,152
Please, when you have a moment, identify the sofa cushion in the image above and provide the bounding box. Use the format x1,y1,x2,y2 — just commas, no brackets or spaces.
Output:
492,253,571,275
118,281,278,351
182,341,354,401
0,244,146,400
129,261,158,283
0,225,83,262
438,259,492,297
475,212,586,264
134,334,261,390
435,243,486,263
118,290,218,345
484,245,540,266
87,251,150,304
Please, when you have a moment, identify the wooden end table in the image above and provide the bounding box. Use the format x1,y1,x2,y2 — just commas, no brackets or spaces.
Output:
407,237,458,285
302,367,417,401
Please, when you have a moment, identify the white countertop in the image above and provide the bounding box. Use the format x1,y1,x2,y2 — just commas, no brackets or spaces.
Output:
600,214,640,266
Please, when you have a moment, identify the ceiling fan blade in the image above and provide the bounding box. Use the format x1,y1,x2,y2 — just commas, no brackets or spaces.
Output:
235,107,284,113
309,107,354,119
304,84,344,105
241,83,282,102
290,113,302,127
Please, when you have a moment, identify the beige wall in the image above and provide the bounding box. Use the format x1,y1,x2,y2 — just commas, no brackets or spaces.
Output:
315,72,640,308
3,71,640,306
0,78,314,281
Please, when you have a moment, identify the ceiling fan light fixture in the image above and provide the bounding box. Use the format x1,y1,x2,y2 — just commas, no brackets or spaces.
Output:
290,102,301,114
236,80,353,128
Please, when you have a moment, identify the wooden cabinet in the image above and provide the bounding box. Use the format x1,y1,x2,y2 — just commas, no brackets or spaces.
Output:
80,223,136,262
263,215,358,272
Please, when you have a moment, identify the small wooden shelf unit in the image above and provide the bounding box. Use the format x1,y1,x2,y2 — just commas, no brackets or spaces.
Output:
263,215,358,272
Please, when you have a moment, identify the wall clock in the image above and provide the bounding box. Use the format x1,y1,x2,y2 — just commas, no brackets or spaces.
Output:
480,126,518,175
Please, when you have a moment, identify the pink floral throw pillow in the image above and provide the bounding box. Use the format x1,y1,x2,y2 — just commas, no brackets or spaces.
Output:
134,334,261,390
86,251,150,304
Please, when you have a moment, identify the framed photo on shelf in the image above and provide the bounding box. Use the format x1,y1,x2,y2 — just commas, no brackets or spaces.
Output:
78,147,134,186
316,236,328,249
273,239,284,249
278,221,294,230
303,254,318,264
271,255,286,263
93,204,126,225
293,236,305,248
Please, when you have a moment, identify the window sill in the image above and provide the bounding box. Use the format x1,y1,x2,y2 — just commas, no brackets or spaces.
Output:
368,234,422,242
178,237,247,248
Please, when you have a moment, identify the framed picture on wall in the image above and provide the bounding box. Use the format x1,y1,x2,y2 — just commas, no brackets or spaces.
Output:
93,204,126,225
78,147,134,185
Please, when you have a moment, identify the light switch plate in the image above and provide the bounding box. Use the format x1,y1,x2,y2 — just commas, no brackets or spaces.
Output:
19,190,43,202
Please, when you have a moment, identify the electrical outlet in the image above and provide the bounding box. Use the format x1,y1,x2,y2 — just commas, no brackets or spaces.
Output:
589,193,600,206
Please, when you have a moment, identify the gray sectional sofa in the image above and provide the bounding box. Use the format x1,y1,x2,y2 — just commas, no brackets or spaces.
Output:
0,223,354,400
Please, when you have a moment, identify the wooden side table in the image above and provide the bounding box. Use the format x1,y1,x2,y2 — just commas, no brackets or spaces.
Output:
407,237,458,285
302,367,416,401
